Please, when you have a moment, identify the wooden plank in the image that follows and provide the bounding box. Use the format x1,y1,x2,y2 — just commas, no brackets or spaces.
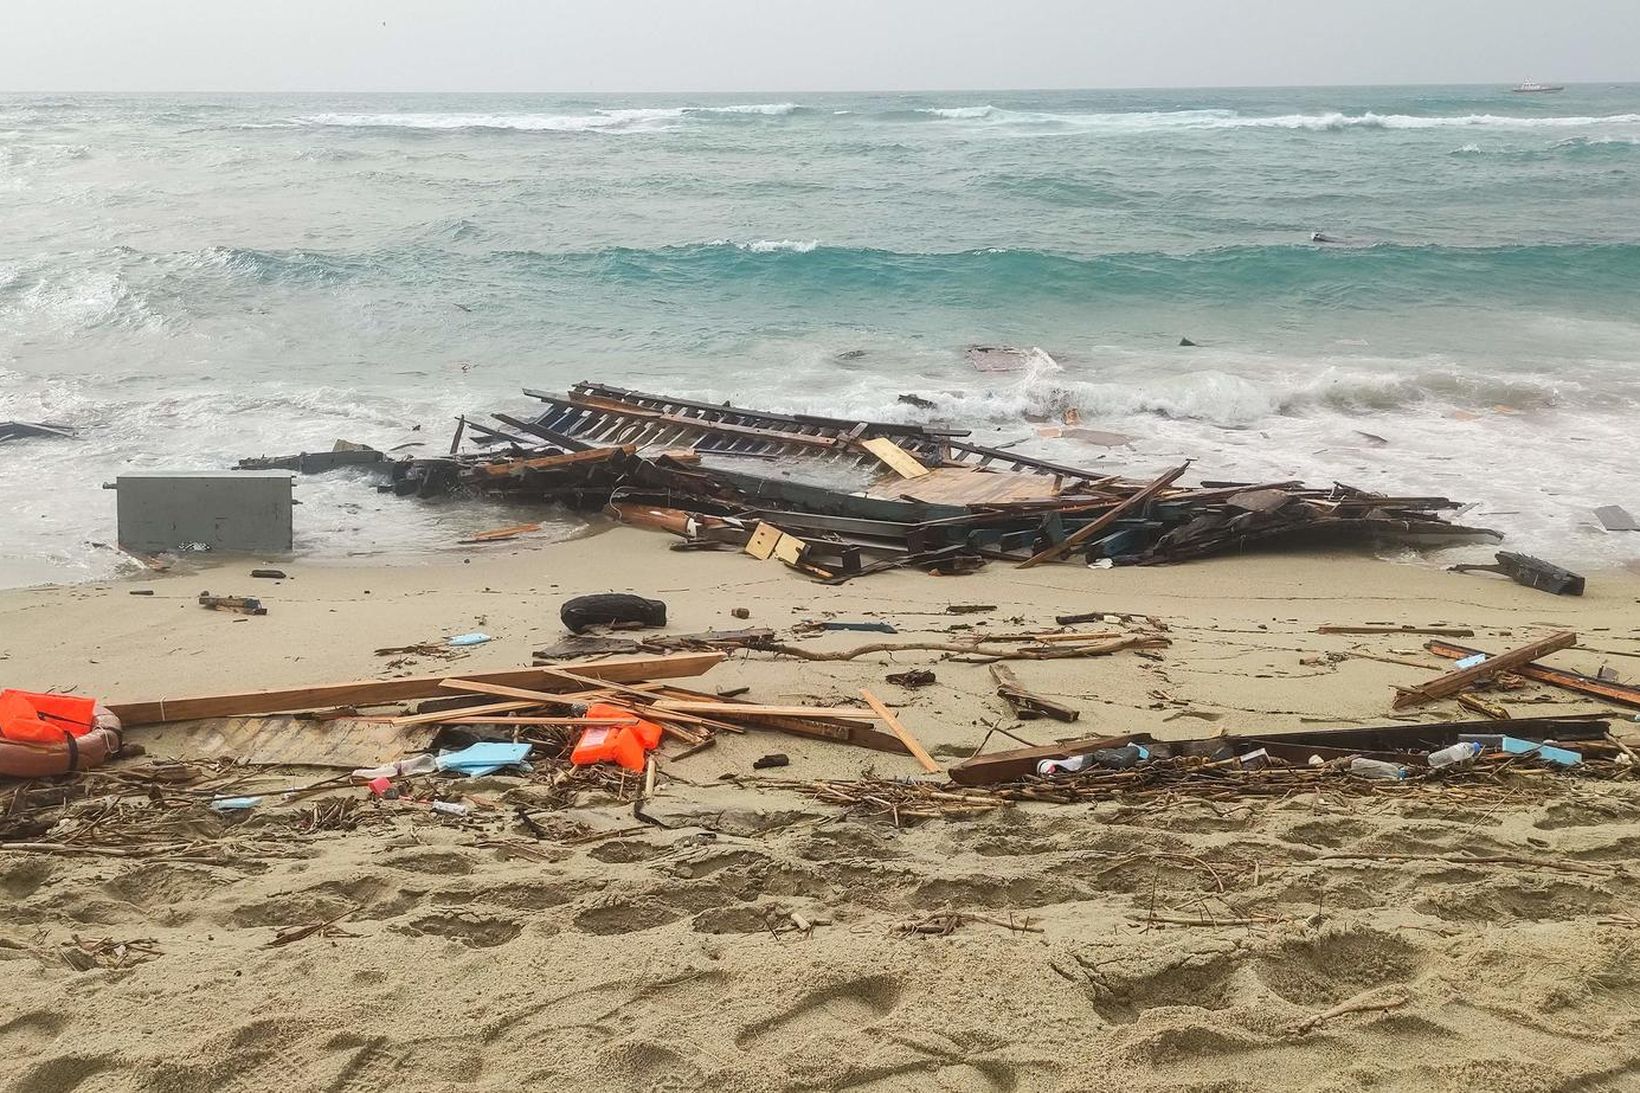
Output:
392,700,538,726
1392,631,1577,709
870,466,1061,506
1317,625,1476,637
771,532,807,567
106,652,725,726
1427,639,1640,711
440,679,588,705
443,676,717,742
652,701,881,721
439,716,638,726
1018,463,1190,568
949,732,1145,785
859,688,940,773
472,444,631,477
988,664,1079,722
1594,505,1639,532
860,436,931,480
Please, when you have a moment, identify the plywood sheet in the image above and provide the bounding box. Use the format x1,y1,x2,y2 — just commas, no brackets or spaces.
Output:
136,717,438,768
868,466,1061,506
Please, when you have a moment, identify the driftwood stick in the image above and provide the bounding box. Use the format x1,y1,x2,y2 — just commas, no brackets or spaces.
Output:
761,636,1167,663
1287,991,1410,1035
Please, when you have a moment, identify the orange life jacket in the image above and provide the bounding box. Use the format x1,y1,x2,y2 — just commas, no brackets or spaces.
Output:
0,690,96,745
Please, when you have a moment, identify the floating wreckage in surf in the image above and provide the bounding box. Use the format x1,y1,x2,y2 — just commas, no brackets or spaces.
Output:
236,380,1501,582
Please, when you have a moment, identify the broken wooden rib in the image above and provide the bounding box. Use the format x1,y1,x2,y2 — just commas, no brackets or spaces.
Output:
1391,632,1577,709
1018,462,1190,568
107,652,725,725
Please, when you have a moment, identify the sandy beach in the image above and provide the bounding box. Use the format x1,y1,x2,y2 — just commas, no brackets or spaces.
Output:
3,528,1638,1092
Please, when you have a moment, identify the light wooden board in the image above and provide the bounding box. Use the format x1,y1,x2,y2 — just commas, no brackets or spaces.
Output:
859,688,941,773
136,717,437,769
868,466,1060,506
860,437,930,480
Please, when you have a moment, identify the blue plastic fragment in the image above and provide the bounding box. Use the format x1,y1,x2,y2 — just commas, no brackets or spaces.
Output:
436,741,533,777
209,796,262,812
448,632,492,647
1454,653,1488,670
1497,735,1581,767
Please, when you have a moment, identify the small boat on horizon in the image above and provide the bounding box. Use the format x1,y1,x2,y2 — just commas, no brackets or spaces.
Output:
1512,80,1565,93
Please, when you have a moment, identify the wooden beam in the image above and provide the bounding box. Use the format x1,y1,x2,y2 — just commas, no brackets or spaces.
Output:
859,436,930,480
859,688,940,773
1018,462,1190,568
1391,631,1577,709
949,733,1145,786
107,652,724,726
1426,639,1640,711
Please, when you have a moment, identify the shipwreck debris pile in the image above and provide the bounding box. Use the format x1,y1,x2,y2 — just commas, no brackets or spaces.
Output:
242,381,1500,581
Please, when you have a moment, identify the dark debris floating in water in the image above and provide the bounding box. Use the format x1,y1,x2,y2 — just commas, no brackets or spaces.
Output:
235,380,1502,582
0,421,76,443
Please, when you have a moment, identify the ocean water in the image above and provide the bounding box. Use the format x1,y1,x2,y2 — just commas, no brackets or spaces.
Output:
3,86,1639,585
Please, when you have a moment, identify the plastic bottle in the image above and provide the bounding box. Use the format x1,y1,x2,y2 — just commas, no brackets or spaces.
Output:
1349,757,1406,780
351,754,438,781
1427,741,1484,770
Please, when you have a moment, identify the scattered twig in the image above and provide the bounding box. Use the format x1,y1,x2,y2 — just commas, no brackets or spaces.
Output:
1287,990,1411,1035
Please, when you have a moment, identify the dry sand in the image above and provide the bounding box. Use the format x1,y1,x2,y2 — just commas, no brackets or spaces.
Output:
2,528,1639,1092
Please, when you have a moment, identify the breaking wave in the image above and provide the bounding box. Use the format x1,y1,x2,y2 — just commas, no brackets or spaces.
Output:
296,103,806,134
904,106,1640,132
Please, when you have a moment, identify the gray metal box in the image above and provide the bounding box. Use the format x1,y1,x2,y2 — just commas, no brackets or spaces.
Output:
114,472,294,553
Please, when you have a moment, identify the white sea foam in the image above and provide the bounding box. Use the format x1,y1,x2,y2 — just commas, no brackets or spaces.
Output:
909,106,1640,133
298,103,802,134
707,239,820,253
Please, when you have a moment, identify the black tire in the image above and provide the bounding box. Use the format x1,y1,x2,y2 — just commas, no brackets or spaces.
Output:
560,593,668,634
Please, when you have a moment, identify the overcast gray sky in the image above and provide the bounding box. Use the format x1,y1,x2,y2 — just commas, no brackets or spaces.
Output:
5,0,1637,93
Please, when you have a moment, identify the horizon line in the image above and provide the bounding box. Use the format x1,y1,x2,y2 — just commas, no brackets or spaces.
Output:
3,79,1636,96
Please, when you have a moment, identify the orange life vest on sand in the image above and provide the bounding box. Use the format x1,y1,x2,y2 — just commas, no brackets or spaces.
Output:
0,690,97,744
569,702,663,772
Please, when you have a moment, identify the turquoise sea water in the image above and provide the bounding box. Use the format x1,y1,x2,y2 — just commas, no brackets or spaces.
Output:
3,86,1638,582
